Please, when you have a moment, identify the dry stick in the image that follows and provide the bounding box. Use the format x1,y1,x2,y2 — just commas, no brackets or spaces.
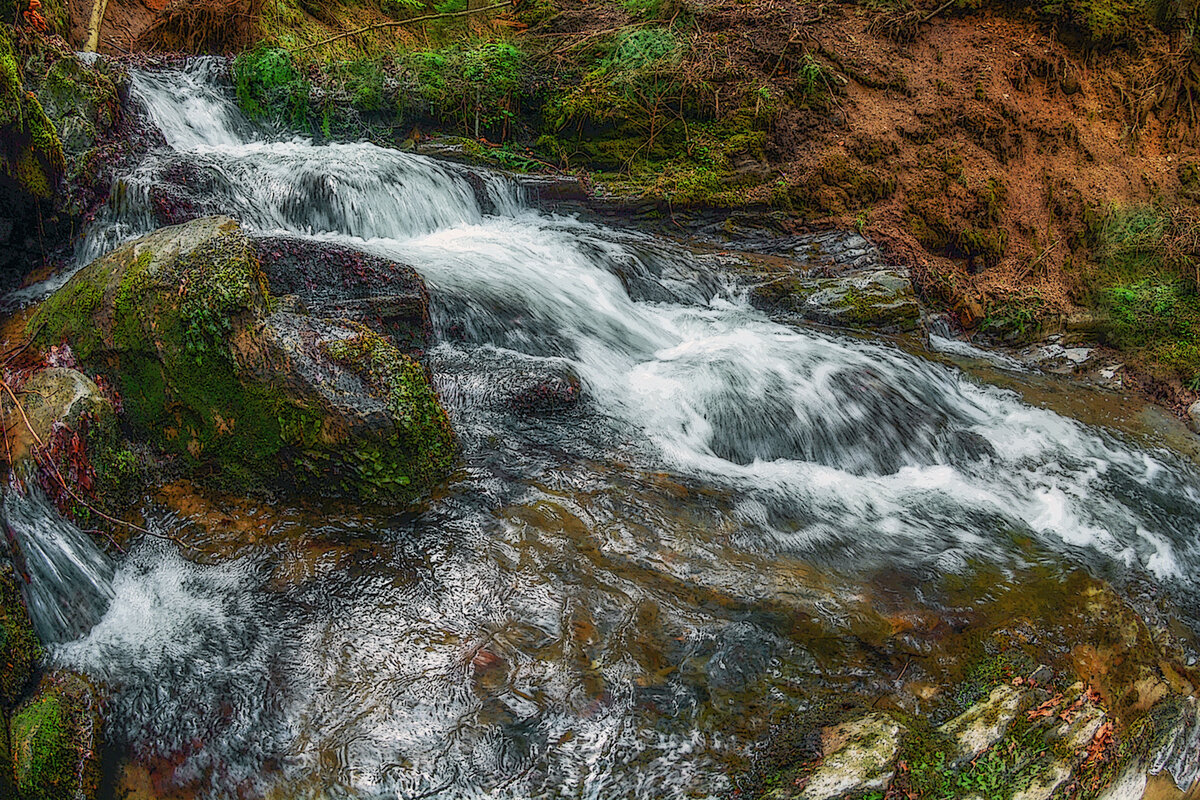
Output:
921,0,956,23
0,379,192,552
0,323,42,365
296,1,510,52
766,29,800,84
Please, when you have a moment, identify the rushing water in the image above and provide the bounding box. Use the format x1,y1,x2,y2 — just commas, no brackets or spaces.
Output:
11,58,1200,797
4,488,115,644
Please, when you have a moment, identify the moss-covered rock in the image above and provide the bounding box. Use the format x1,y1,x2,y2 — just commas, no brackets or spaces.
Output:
10,671,103,800
24,50,121,181
0,703,15,800
31,216,456,503
0,25,65,202
0,368,113,468
751,268,921,332
0,562,41,709
789,713,904,800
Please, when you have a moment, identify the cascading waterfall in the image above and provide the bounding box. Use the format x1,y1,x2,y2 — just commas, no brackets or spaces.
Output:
3,488,115,644
7,58,1197,797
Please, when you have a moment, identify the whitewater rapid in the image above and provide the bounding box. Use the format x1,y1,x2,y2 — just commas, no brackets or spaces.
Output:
17,58,1200,798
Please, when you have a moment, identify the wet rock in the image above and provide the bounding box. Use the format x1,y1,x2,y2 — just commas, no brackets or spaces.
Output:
771,713,903,800
750,268,920,333
939,683,1029,761
1029,664,1054,685
941,429,998,463
0,367,113,467
1016,339,1095,373
10,670,103,800
0,562,41,708
23,48,123,191
504,363,582,414
30,216,455,503
730,230,882,274
253,235,432,351
145,157,219,227
1187,400,1200,434
520,174,590,212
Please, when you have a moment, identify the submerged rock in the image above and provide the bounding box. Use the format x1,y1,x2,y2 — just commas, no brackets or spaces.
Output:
31,216,455,503
10,671,103,800
939,683,1029,762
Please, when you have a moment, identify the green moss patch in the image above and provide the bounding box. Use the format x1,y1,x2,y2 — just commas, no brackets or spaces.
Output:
10,672,103,800
322,325,456,501
0,26,65,200
0,564,41,708
1083,205,1200,386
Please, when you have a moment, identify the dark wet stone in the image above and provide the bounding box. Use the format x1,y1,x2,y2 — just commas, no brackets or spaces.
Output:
942,430,997,463
504,364,582,414
730,230,883,276
253,235,432,352
146,158,217,226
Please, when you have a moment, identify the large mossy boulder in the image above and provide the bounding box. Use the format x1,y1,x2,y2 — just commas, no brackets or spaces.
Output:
18,39,125,218
0,562,41,709
0,26,63,203
10,671,103,800
32,216,456,502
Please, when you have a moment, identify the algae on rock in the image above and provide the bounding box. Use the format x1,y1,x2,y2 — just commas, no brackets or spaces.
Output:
31,216,456,503
10,671,103,800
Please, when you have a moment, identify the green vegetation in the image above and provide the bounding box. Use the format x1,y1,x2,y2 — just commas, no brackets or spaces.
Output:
893,724,1055,800
0,566,41,708
323,325,457,500
233,46,311,128
11,694,72,799
1086,205,1200,385
0,25,65,199
9,674,103,800
233,41,533,140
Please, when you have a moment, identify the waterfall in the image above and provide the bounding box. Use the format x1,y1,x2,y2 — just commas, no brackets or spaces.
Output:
3,488,115,644
16,57,1200,799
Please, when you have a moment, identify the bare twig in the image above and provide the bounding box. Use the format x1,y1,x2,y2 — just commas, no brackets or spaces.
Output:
0,378,192,552
296,1,510,52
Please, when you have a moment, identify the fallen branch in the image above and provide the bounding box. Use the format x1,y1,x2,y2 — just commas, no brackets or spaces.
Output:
84,0,110,52
922,0,955,23
296,1,511,52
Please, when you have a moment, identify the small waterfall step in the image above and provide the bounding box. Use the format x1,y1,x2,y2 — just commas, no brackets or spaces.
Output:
3,488,115,644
